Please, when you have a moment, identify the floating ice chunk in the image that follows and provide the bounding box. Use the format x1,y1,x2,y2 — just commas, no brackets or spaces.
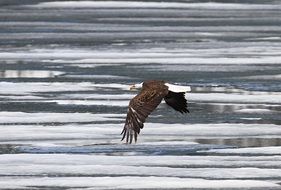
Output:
0,82,133,95
2,47,281,66
0,70,63,78
188,92,281,104
204,146,281,155
236,108,273,113
241,117,262,120
69,63,122,68
60,93,134,100
0,176,278,189
239,74,281,80
249,37,281,41
28,1,281,10
1,163,281,179
0,112,123,124
0,82,94,95
56,100,129,107
2,154,281,168
63,74,133,79
143,123,281,137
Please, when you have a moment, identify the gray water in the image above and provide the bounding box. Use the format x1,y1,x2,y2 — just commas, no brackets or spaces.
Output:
0,1,281,189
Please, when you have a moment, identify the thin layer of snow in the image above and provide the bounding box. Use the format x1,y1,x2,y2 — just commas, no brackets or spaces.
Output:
37,56,281,64
56,100,129,106
1,123,281,142
0,82,95,95
1,163,281,179
239,74,281,80
0,70,63,78
204,146,281,155
143,123,281,137
187,92,281,104
59,93,134,100
249,37,281,41
0,95,43,100
63,74,133,79
0,82,131,95
2,22,281,33
1,47,281,65
2,154,281,167
28,1,281,10
0,176,278,189
236,108,273,113
241,117,262,120
0,112,123,124
69,63,122,68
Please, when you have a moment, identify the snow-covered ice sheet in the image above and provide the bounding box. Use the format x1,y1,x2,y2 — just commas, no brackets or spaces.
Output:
0,176,278,189
0,112,123,124
56,99,129,106
1,47,281,65
0,82,130,95
1,154,281,168
1,123,281,144
28,1,281,10
187,92,281,104
0,70,63,78
1,163,281,179
204,146,281,155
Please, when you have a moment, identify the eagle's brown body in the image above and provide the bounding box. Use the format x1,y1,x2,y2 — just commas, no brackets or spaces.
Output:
121,80,189,143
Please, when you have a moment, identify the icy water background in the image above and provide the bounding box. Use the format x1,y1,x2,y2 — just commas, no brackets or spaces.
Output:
1,0,281,189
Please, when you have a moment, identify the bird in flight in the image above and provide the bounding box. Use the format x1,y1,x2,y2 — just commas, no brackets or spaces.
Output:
121,80,190,144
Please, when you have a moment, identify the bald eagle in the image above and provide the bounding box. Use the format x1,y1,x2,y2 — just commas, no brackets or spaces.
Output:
121,80,190,144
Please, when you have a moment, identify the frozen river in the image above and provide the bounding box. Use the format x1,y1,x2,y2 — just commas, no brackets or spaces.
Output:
0,0,281,189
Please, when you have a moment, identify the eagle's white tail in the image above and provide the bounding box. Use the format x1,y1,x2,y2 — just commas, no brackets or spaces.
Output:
165,83,191,93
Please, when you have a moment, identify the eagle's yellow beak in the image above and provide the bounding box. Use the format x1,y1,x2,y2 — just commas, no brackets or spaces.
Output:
129,82,143,91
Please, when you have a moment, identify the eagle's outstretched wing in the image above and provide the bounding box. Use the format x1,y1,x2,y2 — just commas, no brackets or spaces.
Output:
121,88,167,143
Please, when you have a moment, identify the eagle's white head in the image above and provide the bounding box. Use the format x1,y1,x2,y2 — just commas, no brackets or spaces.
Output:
129,82,143,91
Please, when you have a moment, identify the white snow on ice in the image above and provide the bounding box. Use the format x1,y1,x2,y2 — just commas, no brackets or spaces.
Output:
1,47,281,65
187,92,281,104
0,112,123,124
0,70,63,78
204,146,281,155
1,123,281,143
0,176,278,189
28,1,281,10
56,99,129,106
0,82,130,95
236,108,273,113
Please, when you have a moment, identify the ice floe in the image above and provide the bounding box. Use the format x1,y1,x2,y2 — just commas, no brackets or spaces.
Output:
236,108,273,113
56,100,129,106
28,1,281,10
1,47,281,65
2,154,281,167
0,82,95,95
63,74,133,80
1,123,281,143
204,146,281,155
0,112,123,124
0,176,278,189
0,70,63,78
0,82,130,95
187,92,281,104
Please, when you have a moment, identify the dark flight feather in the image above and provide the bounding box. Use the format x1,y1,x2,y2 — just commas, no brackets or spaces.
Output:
164,91,189,113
